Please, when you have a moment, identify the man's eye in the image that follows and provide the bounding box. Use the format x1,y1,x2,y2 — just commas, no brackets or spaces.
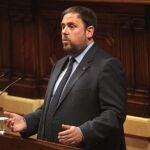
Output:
69,24,76,29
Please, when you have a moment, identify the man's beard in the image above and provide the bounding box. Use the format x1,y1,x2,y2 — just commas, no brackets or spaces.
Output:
63,43,87,56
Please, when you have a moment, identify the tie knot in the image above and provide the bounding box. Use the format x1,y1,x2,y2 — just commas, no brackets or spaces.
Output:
69,57,75,65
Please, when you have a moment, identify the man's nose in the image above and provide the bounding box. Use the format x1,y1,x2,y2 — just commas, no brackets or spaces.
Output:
62,26,69,34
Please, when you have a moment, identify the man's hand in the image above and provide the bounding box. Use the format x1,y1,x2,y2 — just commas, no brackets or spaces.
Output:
4,111,27,132
58,124,83,146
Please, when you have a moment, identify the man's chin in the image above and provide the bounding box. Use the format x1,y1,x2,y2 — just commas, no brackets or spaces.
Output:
63,46,72,52
63,47,76,55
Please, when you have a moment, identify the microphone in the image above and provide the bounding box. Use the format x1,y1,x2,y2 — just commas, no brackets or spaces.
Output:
0,69,11,78
0,75,24,96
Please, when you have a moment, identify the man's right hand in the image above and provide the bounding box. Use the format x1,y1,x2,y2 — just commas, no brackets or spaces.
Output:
4,111,27,132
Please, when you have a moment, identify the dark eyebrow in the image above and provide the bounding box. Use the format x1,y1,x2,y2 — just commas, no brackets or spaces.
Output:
61,22,77,27
68,22,76,26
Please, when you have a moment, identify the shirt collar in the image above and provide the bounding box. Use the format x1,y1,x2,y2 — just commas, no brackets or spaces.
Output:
74,41,94,64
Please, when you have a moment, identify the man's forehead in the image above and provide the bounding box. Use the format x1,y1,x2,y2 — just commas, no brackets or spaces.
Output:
61,13,81,23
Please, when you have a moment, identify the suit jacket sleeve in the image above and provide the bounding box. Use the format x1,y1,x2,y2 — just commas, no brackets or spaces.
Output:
20,105,43,138
80,58,127,147
20,64,57,138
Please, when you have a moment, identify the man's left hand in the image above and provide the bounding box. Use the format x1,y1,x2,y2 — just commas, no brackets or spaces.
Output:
58,124,83,145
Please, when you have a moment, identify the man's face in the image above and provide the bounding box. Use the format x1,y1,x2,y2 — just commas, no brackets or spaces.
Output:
61,13,92,55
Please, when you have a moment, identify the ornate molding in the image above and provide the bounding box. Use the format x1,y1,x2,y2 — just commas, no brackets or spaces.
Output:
54,0,150,4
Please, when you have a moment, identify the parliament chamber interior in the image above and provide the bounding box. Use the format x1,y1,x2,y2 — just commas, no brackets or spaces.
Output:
0,0,150,150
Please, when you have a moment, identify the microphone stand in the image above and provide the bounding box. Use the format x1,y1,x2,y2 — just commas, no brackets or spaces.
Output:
0,74,5,78
0,76,24,135
0,76,23,96
0,76,24,120
0,69,11,79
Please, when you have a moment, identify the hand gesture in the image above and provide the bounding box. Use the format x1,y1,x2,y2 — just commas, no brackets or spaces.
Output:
58,124,83,146
4,111,27,132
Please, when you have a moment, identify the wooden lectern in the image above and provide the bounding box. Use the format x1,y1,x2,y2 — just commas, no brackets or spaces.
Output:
0,134,82,150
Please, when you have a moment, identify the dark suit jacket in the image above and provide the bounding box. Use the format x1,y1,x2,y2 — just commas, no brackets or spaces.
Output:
22,44,127,150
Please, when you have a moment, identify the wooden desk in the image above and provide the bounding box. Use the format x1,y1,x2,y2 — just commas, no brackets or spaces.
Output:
0,134,81,150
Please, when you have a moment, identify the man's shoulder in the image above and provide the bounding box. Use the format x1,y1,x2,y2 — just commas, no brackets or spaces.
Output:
92,45,112,61
92,45,123,66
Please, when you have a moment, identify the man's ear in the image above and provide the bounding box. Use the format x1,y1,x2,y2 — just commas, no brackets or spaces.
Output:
86,26,94,39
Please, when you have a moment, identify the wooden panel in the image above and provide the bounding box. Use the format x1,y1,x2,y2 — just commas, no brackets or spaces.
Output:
0,0,41,98
0,2,11,89
0,0,150,117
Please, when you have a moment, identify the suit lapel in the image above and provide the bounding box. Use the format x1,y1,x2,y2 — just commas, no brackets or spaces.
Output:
57,62,89,108
44,56,69,113
56,44,98,109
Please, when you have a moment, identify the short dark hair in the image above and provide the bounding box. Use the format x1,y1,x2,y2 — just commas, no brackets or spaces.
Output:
61,6,97,30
